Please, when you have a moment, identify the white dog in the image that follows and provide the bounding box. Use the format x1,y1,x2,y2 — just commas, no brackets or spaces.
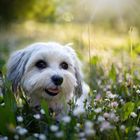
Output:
7,42,89,119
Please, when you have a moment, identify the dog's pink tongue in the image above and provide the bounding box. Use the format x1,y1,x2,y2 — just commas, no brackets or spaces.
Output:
48,88,59,94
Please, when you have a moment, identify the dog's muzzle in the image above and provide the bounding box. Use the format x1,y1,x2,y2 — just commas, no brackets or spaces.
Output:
45,75,63,96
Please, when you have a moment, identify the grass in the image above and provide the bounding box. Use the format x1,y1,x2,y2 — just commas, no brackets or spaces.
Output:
0,23,140,140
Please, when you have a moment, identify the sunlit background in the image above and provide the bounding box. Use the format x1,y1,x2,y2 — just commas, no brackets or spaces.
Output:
0,0,140,73
1,1,140,139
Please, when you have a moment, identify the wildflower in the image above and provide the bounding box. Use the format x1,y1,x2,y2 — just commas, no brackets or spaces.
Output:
106,85,111,90
38,134,46,140
40,109,45,115
97,80,101,86
118,79,122,83
120,99,125,105
85,128,95,136
106,91,118,99
95,94,102,101
130,112,137,118
136,90,140,94
100,121,113,132
93,90,97,93
1,103,5,106
75,123,81,131
120,125,125,131
104,98,110,102
109,112,119,122
17,116,23,122
103,88,107,92
14,135,19,140
93,101,97,107
126,73,132,80
50,125,59,132
85,120,93,129
33,133,39,138
76,123,81,128
110,101,118,108
79,132,85,138
94,108,102,113
55,131,64,138
133,85,137,89
103,112,110,119
61,115,71,123
137,131,140,137
0,136,8,140
16,126,28,135
138,106,140,111
98,116,105,122
33,114,41,120
84,121,95,136
135,127,140,131
73,106,85,116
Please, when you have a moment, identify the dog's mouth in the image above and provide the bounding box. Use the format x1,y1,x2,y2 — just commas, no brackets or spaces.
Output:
45,88,60,96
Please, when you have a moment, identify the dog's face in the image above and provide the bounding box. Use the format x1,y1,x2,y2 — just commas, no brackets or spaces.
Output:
7,42,83,106
22,43,78,100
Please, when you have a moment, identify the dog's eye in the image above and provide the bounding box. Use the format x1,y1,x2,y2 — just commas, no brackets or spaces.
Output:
35,60,47,69
60,62,68,70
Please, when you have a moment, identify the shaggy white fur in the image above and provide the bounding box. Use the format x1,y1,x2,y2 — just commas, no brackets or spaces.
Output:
7,42,89,119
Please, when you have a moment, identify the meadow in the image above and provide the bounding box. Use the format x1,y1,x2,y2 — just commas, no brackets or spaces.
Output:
0,23,140,140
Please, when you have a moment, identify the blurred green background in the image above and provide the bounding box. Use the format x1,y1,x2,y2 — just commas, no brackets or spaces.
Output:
1,2,140,138
0,0,140,77
1,1,140,139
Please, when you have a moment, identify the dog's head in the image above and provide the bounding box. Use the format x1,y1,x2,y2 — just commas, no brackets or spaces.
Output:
7,42,83,105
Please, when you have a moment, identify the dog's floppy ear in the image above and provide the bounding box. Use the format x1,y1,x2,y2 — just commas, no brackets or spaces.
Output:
7,49,30,92
64,44,83,98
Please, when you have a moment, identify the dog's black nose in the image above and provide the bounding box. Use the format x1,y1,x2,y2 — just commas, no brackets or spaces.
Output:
51,75,63,86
